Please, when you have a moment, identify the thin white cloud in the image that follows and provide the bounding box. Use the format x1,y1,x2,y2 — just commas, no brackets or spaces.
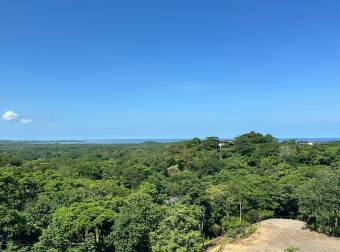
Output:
2,110,33,125
2,110,57,126
2,110,18,121
19,118,33,125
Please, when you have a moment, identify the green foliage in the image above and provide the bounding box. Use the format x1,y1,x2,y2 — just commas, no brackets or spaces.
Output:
150,204,202,252
107,193,162,252
234,132,275,156
284,245,300,252
221,217,253,239
33,201,117,251
202,137,220,151
298,168,340,236
0,132,339,251
77,161,104,180
0,205,38,245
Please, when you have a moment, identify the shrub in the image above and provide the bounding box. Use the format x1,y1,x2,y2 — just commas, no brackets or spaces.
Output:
222,217,253,239
284,245,299,252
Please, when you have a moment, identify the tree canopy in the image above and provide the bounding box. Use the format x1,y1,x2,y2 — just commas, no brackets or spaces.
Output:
0,133,339,251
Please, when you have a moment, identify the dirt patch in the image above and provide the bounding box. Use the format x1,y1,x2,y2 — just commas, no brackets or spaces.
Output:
209,218,340,252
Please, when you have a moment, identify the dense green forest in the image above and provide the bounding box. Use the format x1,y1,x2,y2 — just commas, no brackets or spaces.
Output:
0,132,339,251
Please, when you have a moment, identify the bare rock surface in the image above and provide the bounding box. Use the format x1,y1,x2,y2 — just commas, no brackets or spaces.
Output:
210,218,340,252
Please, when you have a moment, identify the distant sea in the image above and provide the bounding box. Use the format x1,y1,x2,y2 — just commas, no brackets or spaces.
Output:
278,138,340,143
15,138,340,145
29,139,184,144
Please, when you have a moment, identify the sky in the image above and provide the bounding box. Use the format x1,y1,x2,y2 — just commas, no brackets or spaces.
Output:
1,0,340,140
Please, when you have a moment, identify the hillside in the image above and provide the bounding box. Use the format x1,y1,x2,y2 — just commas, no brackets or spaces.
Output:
1,133,339,251
208,219,340,252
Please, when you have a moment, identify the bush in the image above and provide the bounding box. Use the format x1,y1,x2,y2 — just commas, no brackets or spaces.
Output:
247,209,275,223
259,210,274,220
209,223,222,237
222,217,253,239
284,245,299,252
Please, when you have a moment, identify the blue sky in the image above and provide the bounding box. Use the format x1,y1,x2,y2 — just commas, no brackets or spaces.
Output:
1,0,340,140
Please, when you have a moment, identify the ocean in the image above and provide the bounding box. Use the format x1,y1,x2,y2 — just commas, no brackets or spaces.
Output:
12,138,340,145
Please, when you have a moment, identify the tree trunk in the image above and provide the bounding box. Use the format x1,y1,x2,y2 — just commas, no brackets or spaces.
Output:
95,228,100,243
201,207,205,248
239,201,242,223
335,217,338,228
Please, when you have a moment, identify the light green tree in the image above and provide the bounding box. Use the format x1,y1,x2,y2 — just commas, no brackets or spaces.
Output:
151,204,202,252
